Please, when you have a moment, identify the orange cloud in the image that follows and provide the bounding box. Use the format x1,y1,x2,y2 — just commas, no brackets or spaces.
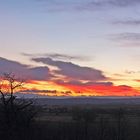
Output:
58,84,140,96
19,80,140,97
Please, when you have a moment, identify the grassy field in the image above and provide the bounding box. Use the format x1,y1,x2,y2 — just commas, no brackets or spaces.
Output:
4,97,140,140
30,103,140,140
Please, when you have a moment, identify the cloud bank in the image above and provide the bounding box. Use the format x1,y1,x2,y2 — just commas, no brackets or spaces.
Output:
32,57,107,81
0,57,52,81
0,57,139,96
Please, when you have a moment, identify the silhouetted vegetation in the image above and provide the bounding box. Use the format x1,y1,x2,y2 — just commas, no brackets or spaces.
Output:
0,73,37,140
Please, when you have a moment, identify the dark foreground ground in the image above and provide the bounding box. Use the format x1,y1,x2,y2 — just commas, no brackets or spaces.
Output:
24,97,140,140
3,97,140,140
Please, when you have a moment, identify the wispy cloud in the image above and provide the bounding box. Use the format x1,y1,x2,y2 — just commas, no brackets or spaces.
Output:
125,70,140,74
109,32,140,47
35,0,140,12
96,0,140,7
112,20,140,26
112,33,140,41
35,0,81,12
55,79,113,86
22,53,89,61
78,0,140,11
110,32,140,47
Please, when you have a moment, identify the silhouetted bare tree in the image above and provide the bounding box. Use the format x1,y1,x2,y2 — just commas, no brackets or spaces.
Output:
0,73,36,140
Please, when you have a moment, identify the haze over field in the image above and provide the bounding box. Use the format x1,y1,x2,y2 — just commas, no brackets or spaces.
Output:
1,0,140,96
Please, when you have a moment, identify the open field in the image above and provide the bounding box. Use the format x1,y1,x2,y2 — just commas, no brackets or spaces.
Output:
26,97,140,140
1,97,140,140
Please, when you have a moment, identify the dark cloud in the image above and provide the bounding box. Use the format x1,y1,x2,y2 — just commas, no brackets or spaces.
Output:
32,57,107,81
0,57,52,81
0,57,28,75
117,85,132,90
28,67,53,80
55,79,113,86
21,89,72,96
112,20,140,26
21,89,57,94
43,53,88,61
84,81,113,86
22,52,88,61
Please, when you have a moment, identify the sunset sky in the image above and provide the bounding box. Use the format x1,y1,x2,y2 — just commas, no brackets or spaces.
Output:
1,0,140,96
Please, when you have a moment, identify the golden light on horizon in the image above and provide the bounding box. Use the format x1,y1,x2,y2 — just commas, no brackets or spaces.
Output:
20,80,140,97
